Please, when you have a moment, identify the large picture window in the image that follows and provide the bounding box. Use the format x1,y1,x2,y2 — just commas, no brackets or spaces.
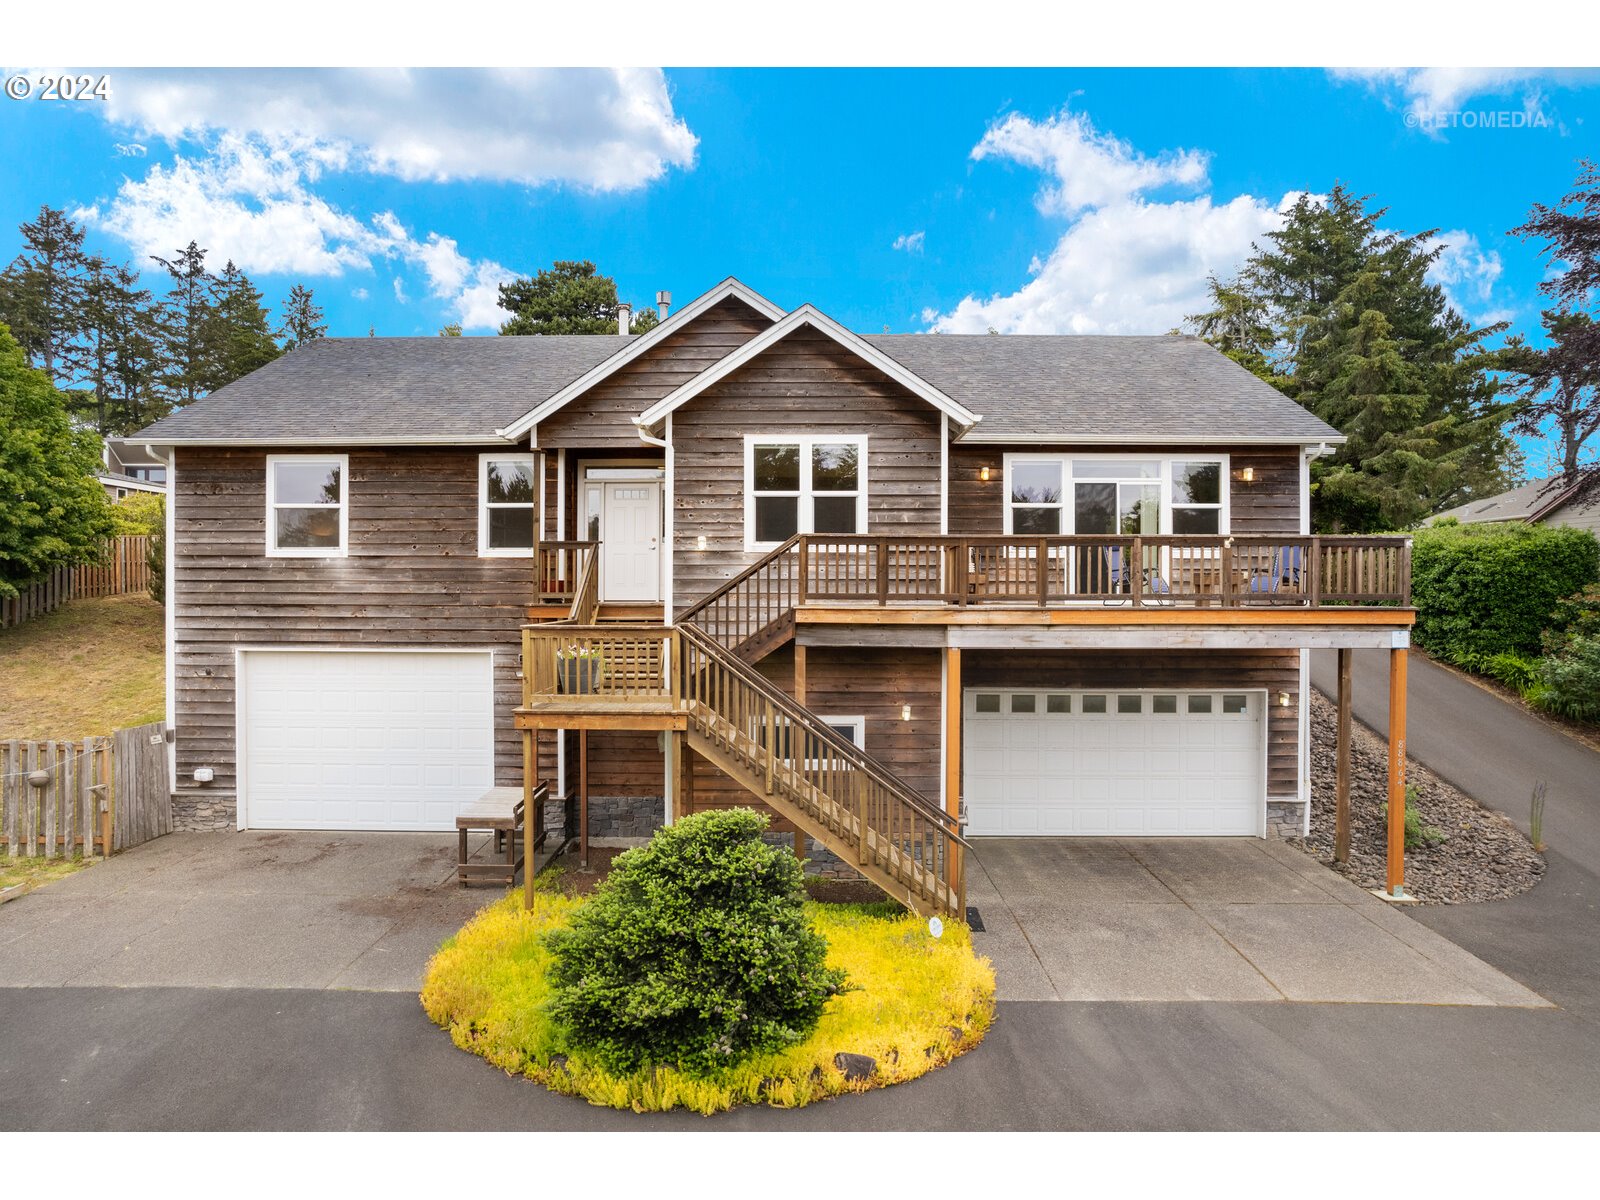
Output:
266,455,348,557
478,453,537,555
1003,454,1229,536
744,436,866,549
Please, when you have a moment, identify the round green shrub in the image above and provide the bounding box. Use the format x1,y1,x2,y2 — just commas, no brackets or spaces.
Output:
1411,523,1600,661
544,808,847,1077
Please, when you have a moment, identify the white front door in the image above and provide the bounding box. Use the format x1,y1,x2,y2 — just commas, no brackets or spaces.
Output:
963,689,1265,837
240,650,494,831
601,482,661,602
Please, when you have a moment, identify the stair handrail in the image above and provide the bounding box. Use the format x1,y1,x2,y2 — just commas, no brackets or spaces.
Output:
676,622,964,844
675,534,801,629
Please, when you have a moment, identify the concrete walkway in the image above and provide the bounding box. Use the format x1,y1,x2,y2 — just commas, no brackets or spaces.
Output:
0,831,503,991
969,838,1545,1006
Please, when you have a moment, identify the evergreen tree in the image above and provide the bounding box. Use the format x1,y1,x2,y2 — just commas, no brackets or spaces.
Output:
1503,310,1598,485
0,205,89,384
206,260,281,389
105,263,164,434
1512,159,1600,500
151,241,216,410
498,260,660,336
279,283,327,350
1188,186,1516,529
0,323,114,598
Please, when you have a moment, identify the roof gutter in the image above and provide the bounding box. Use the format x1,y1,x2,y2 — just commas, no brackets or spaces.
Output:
132,434,519,448
953,432,1348,447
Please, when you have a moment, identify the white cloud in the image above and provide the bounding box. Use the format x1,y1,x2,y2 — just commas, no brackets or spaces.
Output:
114,142,147,157
1328,68,1585,134
972,108,1209,217
892,230,926,254
392,277,408,304
926,109,1285,335
1427,229,1513,326
77,137,387,276
351,287,369,301
98,67,697,191
397,231,515,331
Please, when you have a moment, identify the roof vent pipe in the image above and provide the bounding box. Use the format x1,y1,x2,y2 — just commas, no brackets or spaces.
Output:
656,290,672,321
617,302,632,336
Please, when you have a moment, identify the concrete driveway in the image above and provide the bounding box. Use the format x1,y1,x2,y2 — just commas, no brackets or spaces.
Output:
0,831,502,991
969,838,1546,1007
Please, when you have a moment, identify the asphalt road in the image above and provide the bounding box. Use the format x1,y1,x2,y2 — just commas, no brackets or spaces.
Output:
3,651,1598,1131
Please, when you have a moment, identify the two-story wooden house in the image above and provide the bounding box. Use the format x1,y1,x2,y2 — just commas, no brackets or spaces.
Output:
136,278,1415,914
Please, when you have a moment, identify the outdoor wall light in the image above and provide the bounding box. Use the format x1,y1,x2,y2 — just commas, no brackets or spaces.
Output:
979,466,992,482
1239,466,1256,484
193,767,215,784
1277,692,1291,708
901,704,912,721
696,534,708,550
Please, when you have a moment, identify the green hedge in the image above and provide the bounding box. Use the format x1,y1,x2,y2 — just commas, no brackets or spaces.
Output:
1411,523,1600,661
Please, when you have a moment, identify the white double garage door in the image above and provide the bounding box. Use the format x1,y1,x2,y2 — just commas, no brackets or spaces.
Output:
964,689,1266,837
238,650,495,831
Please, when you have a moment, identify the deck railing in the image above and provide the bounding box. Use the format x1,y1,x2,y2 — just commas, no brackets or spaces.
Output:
791,534,1411,608
534,541,598,605
521,624,677,706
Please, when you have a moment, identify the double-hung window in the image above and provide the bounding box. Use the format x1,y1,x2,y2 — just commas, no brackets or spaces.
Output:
1169,460,1224,533
266,454,348,557
744,436,866,550
479,453,537,556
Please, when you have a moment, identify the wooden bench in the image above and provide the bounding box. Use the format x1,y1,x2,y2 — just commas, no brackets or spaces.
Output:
456,786,529,887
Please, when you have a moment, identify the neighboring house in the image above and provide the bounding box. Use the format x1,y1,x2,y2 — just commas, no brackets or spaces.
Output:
135,277,1414,914
1428,474,1600,536
98,437,169,502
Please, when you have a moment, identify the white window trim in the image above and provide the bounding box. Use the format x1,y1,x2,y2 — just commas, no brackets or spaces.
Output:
265,453,349,558
477,452,539,558
1001,452,1231,536
743,434,869,552
757,713,865,769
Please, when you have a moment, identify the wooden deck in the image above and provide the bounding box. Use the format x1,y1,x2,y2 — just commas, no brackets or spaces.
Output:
514,696,686,732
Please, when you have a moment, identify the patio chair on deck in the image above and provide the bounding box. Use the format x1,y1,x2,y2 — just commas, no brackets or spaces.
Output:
1246,544,1306,602
1101,545,1173,606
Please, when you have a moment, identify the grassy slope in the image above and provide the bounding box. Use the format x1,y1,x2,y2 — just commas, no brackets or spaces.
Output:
0,594,165,739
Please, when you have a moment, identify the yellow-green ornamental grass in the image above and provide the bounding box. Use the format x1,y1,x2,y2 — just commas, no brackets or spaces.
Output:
421,892,995,1115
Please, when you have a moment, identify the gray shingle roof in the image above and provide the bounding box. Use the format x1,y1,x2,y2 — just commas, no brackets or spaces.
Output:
864,333,1340,443
134,327,1339,446
1427,476,1578,524
135,335,634,443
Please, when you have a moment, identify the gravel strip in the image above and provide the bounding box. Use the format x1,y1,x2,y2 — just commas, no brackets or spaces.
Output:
1289,691,1546,904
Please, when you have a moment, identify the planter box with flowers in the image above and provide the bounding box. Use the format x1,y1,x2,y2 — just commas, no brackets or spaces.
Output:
556,646,607,695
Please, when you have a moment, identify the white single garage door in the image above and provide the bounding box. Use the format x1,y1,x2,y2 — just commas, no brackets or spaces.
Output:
964,689,1264,837
240,650,495,831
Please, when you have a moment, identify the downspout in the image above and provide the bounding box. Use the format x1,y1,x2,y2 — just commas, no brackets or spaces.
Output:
146,443,177,795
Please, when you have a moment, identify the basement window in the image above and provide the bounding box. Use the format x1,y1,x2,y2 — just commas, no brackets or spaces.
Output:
266,455,348,557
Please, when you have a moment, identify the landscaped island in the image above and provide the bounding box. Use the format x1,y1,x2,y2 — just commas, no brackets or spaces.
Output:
421,811,994,1114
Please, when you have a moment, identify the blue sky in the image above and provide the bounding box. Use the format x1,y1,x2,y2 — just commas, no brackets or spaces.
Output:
1,66,1596,462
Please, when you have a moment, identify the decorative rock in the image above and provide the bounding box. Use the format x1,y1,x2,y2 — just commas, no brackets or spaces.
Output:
1292,691,1545,904
834,1052,876,1081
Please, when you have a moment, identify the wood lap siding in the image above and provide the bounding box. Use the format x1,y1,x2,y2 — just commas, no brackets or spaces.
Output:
964,649,1302,797
948,443,1303,537
171,446,549,806
672,326,943,614
534,298,774,448
683,646,942,826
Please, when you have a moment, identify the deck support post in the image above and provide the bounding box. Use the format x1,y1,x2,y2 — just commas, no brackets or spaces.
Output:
792,641,808,861
1385,644,1408,897
944,645,963,905
579,728,589,871
1334,647,1352,864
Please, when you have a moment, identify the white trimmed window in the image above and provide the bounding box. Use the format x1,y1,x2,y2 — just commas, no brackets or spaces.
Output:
1002,454,1229,536
479,453,538,556
744,435,867,550
266,454,348,557
760,714,865,764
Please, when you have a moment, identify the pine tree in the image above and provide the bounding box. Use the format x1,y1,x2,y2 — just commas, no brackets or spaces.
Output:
0,205,89,385
106,263,164,434
206,260,281,390
1188,185,1516,529
279,283,327,350
497,260,660,336
151,241,216,410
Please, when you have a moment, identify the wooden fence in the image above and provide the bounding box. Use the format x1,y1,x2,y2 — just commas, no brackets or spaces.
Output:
1,535,154,629
1,721,171,859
